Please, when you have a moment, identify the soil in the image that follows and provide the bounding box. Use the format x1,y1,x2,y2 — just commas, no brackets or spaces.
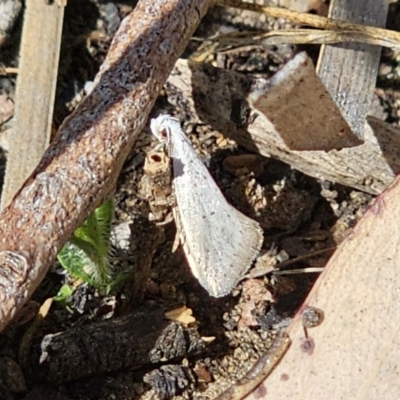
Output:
0,1,398,399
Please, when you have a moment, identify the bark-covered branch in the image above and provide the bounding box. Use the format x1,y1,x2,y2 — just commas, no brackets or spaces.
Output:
0,0,210,333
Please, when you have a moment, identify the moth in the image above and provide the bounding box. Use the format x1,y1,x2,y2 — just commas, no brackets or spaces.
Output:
150,115,263,297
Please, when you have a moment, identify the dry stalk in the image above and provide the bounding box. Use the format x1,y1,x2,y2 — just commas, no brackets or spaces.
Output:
204,28,400,51
0,0,210,333
214,0,400,50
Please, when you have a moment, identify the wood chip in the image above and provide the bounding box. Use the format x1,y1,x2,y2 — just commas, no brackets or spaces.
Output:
249,52,361,151
165,306,196,326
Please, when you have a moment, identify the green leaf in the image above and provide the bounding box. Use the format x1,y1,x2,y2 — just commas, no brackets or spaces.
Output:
57,199,115,292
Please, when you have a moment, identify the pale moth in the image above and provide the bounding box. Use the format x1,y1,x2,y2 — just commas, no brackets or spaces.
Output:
150,115,263,297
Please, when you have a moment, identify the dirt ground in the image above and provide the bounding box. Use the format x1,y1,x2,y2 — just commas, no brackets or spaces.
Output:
0,1,399,399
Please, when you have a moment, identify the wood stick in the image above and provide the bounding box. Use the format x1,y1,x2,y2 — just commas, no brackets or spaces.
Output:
1,0,65,208
316,0,388,140
0,0,210,334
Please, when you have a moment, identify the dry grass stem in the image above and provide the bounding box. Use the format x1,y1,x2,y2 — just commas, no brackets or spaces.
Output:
215,0,400,50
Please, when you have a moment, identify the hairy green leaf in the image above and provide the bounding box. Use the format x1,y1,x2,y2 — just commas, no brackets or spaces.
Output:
57,199,115,291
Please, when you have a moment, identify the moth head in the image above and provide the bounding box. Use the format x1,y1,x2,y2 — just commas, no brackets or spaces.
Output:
150,114,179,143
158,126,170,142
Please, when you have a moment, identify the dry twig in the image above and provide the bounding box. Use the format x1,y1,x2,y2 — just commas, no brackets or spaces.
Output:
0,67,18,75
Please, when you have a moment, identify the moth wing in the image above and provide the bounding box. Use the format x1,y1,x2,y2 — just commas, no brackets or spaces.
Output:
171,130,263,297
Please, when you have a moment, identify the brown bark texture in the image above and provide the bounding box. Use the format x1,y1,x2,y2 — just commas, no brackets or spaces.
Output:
0,0,210,333
30,307,204,384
